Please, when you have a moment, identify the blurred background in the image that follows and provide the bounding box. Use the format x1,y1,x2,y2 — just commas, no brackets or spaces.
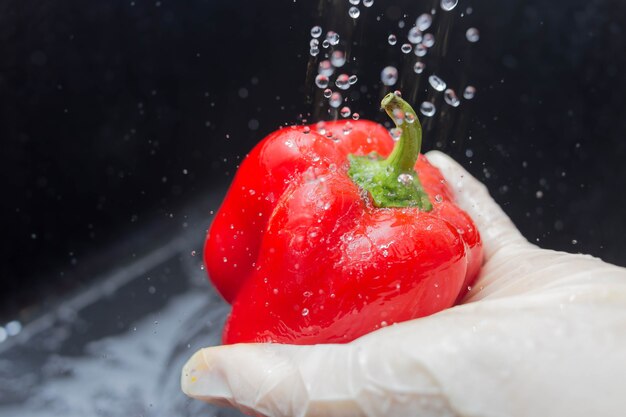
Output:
1,0,625,415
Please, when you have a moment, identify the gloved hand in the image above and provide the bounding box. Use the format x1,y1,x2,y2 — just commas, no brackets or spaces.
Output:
181,151,626,417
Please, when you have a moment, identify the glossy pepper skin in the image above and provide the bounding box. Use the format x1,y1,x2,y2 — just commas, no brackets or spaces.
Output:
204,94,483,344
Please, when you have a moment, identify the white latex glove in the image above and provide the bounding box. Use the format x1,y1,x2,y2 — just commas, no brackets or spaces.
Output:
181,150,626,417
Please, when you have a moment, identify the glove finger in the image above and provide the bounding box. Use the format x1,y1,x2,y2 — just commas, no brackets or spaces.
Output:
425,150,528,259
182,343,371,417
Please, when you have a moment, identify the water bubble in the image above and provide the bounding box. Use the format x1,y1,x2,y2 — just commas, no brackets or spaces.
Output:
414,43,427,57
315,74,330,89
343,121,353,134
390,127,402,141
323,88,333,98
406,112,416,123
401,43,412,53
388,34,397,45
322,39,330,48
329,92,343,108
191,250,197,256
340,106,351,118
309,47,319,57
331,50,346,67
435,194,443,203
408,27,423,44
349,6,360,18
444,88,460,107
318,60,334,76
335,74,351,90
303,126,311,134
413,61,425,74
394,90,402,97
380,321,388,327
466,27,480,42
536,190,544,199
422,33,435,48
326,31,340,45
398,173,414,185
463,85,476,99
352,112,360,120
428,75,447,91
363,0,374,7
5,321,22,336
349,0,360,4
420,101,436,117
311,26,323,38
310,39,319,48
392,108,405,122
416,13,433,31
301,308,310,317
349,75,358,85
441,0,458,11
381,66,398,86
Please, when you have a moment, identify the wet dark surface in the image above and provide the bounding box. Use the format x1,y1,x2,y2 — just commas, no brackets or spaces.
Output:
0,201,244,416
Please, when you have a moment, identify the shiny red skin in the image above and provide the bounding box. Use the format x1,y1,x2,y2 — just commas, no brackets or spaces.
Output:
204,120,483,344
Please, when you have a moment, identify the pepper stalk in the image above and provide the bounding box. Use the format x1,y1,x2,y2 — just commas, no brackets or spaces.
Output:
348,92,432,210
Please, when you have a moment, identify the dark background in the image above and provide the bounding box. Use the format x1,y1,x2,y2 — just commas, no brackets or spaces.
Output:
1,0,625,321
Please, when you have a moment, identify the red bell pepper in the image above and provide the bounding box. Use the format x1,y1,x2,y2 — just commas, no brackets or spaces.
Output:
204,93,483,344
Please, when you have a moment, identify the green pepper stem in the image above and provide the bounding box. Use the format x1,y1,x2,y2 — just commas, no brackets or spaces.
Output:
346,92,432,210
381,93,422,173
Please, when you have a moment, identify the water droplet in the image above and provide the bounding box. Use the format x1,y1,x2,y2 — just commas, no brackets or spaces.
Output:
303,290,313,297
394,90,402,97
380,320,389,327
348,74,358,85
348,6,360,18
190,250,197,256
440,0,458,12
310,39,319,48
323,88,333,98
407,27,423,44
420,101,436,117
428,74,447,91
329,92,343,108
340,106,351,118
413,61,425,74
414,43,427,57
466,27,480,42
444,88,460,107
273,288,279,295
322,39,330,48
326,31,340,46
381,66,398,86
405,112,416,123
303,126,311,134
397,173,414,185
390,127,402,141
352,112,360,120
388,34,397,45
315,74,329,89
416,13,432,31
363,0,374,7
422,33,435,48
311,26,322,38
309,47,319,57
467,285,473,291
318,60,334,76
463,85,476,99
301,308,310,317
401,43,412,53
223,256,228,263
434,194,443,203
335,73,351,90
331,50,346,67
343,121,353,134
